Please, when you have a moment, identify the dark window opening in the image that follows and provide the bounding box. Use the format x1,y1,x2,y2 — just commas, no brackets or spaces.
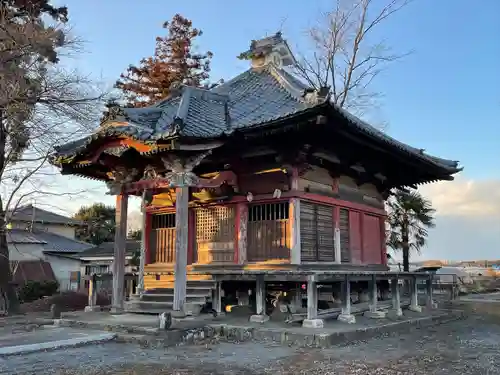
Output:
152,213,176,229
249,202,289,222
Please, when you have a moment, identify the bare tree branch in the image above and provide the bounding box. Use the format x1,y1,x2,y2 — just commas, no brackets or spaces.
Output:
0,3,107,312
295,0,413,124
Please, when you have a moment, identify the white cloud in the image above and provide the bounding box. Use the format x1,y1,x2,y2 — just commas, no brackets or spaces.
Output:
414,175,500,261
419,175,500,217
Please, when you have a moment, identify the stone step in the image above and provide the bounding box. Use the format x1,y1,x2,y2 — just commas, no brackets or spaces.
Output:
128,298,207,312
143,287,212,296
143,272,214,281
145,281,216,292
140,293,210,303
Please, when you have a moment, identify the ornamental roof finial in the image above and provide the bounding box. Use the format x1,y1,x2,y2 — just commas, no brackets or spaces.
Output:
237,31,296,69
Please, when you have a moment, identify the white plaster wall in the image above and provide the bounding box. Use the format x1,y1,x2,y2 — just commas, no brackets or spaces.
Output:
43,224,76,239
10,222,76,239
44,254,81,290
8,243,45,261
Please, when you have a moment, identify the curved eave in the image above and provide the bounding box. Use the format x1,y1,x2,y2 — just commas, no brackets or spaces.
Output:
325,105,462,177
49,120,160,166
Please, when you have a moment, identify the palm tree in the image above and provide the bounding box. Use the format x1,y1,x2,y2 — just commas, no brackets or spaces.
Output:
387,189,436,272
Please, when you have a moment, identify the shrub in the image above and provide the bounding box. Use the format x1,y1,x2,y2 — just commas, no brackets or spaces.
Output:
19,291,112,313
18,280,60,303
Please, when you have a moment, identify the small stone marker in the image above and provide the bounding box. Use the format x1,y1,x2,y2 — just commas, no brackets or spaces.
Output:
158,311,172,330
50,304,61,319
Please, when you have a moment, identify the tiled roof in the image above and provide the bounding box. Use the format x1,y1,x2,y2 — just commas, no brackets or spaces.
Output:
78,240,140,259
9,205,82,226
50,47,460,174
7,229,93,253
52,64,314,160
10,260,57,285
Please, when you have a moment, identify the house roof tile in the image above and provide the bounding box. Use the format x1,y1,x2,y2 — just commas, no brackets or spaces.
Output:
9,205,82,226
7,229,93,253
78,240,139,259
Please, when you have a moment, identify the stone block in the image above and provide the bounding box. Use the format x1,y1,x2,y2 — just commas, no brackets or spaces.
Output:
158,312,172,330
350,293,359,304
427,301,438,309
270,302,292,322
249,314,269,323
50,304,61,319
228,304,253,316
84,305,101,312
337,314,356,324
358,291,370,303
408,304,423,313
387,308,403,319
110,307,124,315
364,310,386,319
183,303,201,316
302,318,324,328
171,309,186,318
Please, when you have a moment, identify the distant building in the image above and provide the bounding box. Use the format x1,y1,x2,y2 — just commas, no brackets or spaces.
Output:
6,205,93,289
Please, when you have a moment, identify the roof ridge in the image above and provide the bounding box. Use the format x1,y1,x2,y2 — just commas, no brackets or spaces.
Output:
266,64,311,103
32,229,95,246
210,69,254,94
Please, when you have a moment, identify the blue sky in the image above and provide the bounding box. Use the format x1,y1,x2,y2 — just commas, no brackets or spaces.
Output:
49,0,500,260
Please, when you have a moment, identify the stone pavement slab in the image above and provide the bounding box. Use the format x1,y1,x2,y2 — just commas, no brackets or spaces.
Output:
0,317,498,374
0,326,116,357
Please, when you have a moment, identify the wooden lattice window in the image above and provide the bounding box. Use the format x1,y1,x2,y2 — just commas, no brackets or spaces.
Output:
195,206,235,264
195,206,235,242
247,202,290,261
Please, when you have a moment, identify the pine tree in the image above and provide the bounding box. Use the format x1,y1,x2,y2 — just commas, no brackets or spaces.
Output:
115,14,214,107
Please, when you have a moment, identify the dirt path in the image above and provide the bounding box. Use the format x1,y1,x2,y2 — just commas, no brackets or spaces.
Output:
2,316,500,374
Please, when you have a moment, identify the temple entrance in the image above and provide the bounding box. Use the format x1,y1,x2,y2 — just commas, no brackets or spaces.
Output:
150,212,176,263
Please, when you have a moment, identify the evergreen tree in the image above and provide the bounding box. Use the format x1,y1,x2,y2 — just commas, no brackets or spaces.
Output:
74,203,116,245
115,14,214,107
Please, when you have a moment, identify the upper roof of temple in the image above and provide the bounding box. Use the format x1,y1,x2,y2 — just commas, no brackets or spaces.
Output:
51,32,461,175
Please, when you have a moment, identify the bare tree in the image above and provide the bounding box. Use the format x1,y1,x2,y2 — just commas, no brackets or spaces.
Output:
295,0,412,119
0,4,103,313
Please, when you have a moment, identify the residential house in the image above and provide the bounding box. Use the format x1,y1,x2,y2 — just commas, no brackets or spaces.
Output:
78,240,140,276
78,240,140,297
7,205,93,289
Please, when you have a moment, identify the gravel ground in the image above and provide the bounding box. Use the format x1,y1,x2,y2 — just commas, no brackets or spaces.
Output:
2,316,500,375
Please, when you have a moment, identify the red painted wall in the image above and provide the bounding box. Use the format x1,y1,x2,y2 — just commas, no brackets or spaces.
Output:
349,211,363,264
238,172,289,195
362,214,383,264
